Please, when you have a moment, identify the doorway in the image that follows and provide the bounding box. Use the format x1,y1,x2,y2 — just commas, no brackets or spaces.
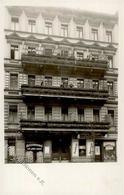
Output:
52,135,71,162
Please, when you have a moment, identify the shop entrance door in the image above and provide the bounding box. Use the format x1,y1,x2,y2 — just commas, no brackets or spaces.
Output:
52,135,71,162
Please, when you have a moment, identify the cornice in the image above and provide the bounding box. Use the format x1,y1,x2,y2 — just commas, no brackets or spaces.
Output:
5,32,117,52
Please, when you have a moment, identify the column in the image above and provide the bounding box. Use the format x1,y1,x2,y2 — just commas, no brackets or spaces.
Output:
43,140,52,163
16,139,25,163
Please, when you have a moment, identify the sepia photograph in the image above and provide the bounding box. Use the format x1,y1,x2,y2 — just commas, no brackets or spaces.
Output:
1,0,123,195
4,5,118,164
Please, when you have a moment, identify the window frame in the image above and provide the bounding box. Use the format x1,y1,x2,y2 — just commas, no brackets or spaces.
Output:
11,17,19,31
106,30,112,43
76,26,83,38
61,24,68,37
28,19,36,33
9,105,18,123
91,28,98,41
10,73,18,89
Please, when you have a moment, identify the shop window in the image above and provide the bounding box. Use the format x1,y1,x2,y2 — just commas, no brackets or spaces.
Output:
9,105,18,123
62,107,68,121
27,105,35,120
106,31,112,42
108,56,113,68
93,109,99,122
79,140,86,156
10,73,18,89
10,45,19,60
93,80,99,90
44,48,53,56
61,78,68,88
61,24,68,37
45,106,52,121
91,28,98,41
28,46,36,54
28,75,35,86
77,79,84,88
76,26,83,38
108,110,114,125
78,108,84,121
44,76,52,87
11,17,19,31
107,81,113,95
28,19,36,33
76,52,84,60
45,21,52,35
8,139,16,162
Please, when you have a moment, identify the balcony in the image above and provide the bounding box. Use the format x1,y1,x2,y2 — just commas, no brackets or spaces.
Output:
20,119,110,132
21,84,109,101
21,54,108,77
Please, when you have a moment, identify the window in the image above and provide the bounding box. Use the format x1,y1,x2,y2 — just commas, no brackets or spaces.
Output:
77,79,84,88
11,17,19,31
107,81,113,95
45,106,52,121
28,46,36,54
44,48,52,56
62,107,68,121
78,108,84,121
61,78,68,88
76,26,83,38
9,105,17,123
76,52,84,60
61,24,68,37
93,109,99,122
108,56,113,68
28,75,35,86
10,45,19,60
79,140,86,156
91,28,98,41
10,73,18,89
108,110,114,125
93,80,99,90
8,139,16,162
45,21,52,35
106,31,112,42
27,105,35,120
61,50,69,58
28,19,36,33
44,76,52,87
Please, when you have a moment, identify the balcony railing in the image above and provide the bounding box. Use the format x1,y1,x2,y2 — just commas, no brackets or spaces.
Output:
21,85,109,100
20,119,110,131
21,53,108,69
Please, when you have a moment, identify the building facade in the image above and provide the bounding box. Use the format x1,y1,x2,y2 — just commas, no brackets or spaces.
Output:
4,6,118,163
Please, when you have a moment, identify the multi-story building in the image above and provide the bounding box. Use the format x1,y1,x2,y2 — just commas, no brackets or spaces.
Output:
4,6,118,163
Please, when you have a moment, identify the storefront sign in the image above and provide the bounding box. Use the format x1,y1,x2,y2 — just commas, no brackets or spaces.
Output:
44,146,50,154
72,140,79,157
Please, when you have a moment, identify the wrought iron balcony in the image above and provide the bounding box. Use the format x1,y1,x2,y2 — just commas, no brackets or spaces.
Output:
21,54,108,77
20,119,110,131
21,84,109,101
